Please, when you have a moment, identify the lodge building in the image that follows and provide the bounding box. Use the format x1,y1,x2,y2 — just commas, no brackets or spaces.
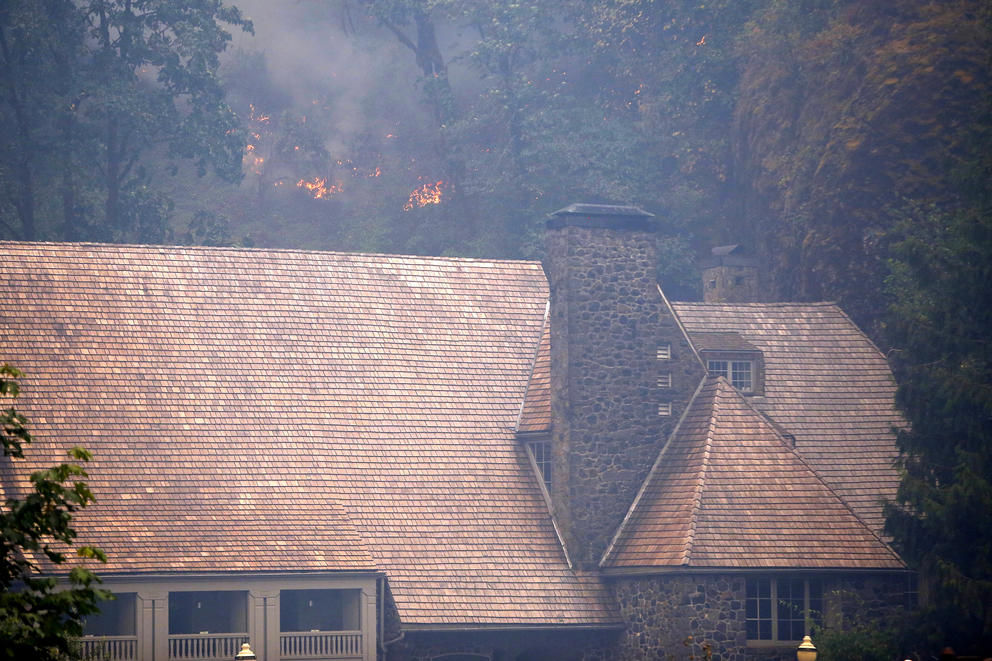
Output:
0,205,911,661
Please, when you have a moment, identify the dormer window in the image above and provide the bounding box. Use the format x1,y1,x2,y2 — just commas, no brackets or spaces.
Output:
691,331,765,396
707,359,753,392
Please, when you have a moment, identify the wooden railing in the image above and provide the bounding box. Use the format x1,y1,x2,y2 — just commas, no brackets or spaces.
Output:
280,630,364,659
79,635,138,660
168,633,248,660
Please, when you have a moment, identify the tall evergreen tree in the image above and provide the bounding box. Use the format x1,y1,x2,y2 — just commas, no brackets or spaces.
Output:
884,147,992,650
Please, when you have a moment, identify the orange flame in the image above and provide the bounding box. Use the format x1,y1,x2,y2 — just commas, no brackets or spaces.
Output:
297,176,342,199
403,181,445,211
249,103,270,123
244,146,264,175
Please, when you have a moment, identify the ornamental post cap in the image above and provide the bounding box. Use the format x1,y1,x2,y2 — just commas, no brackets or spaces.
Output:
235,642,257,660
797,635,817,661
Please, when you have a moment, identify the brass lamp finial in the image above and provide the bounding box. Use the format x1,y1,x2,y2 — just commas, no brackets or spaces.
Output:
235,642,257,660
797,635,817,661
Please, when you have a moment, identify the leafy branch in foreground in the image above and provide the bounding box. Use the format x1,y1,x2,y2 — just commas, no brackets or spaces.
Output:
1,364,110,661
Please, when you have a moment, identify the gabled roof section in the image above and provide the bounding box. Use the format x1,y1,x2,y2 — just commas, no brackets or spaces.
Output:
601,377,903,570
671,302,903,534
516,311,552,434
690,331,760,354
0,241,618,627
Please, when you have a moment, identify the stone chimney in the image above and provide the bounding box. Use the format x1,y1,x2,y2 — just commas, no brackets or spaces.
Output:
701,245,759,303
546,204,703,569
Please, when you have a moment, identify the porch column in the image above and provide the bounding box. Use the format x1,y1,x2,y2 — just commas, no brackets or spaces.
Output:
250,589,280,661
136,591,167,661
361,587,377,661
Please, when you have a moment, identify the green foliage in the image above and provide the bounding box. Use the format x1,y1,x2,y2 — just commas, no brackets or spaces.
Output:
883,173,992,651
735,0,991,332
1,365,110,660
815,625,898,661
0,0,252,243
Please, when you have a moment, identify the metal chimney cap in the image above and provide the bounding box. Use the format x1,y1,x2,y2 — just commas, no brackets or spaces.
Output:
550,203,653,218
547,203,657,231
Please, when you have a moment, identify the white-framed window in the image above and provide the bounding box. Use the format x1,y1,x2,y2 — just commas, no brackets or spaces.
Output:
707,359,753,392
658,402,672,416
746,577,822,643
527,440,552,493
658,372,672,388
657,344,671,360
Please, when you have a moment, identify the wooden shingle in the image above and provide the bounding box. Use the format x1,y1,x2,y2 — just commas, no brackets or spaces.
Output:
602,377,903,570
0,242,617,627
673,302,904,534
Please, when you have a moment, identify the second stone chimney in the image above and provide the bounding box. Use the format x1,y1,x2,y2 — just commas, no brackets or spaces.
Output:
546,204,703,569
701,245,759,303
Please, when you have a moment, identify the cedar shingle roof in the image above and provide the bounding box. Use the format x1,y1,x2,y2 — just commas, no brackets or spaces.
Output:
672,302,904,534
689,331,760,353
0,241,617,627
516,315,552,433
602,377,903,570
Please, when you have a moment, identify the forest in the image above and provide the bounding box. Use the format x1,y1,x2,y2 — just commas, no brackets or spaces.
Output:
1,0,990,656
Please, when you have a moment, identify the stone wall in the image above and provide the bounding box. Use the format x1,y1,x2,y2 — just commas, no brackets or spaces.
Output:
546,211,704,569
612,574,747,661
610,572,911,661
702,264,760,303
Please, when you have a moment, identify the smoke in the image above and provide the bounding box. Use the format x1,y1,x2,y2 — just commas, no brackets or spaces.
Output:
225,1,429,158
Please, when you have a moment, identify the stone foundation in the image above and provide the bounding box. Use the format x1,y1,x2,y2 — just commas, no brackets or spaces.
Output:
613,574,747,661
610,572,911,661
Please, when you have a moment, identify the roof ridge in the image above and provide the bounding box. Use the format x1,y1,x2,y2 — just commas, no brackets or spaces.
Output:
671,300,840,308
658,284,704,369
682,378,720,565
599,376,709,568
728,382,905,566
0,240,545,267
514,301,551,434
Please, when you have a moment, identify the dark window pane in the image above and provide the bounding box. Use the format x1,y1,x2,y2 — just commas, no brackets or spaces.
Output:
732,361,753,391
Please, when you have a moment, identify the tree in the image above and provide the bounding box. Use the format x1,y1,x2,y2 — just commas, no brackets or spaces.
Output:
1,365,110,660
734,0,991,333
883,154,992,651
0,0,252,243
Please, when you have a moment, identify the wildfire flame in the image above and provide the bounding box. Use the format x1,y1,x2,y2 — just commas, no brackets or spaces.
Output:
244,144,264,175
403,181,445,211
249,103,270,124
297,176,342,199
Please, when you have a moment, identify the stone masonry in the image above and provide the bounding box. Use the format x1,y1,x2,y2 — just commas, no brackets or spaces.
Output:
610,573,910,661
613,574,747,661
545,205,704,569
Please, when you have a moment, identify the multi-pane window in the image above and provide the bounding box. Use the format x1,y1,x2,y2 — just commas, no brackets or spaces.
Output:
707,359,754,392
528,440,552,493
746,578,822,642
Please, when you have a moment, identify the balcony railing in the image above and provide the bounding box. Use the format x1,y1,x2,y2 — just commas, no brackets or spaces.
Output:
168,632,249,660
79,635,138,661
280,630,363,659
